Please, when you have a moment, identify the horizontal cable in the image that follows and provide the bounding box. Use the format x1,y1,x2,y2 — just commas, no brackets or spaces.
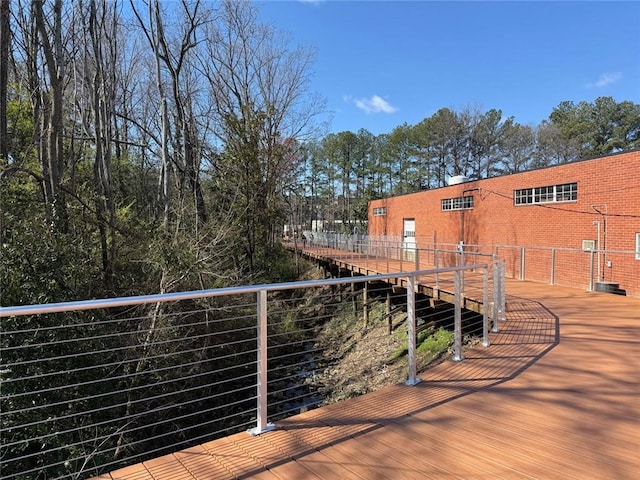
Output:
2,320,257,364
4,411,258,480
1,344,258,400
3,366,258,431
0,301,258,337
3,388,258,454
2,331,257,381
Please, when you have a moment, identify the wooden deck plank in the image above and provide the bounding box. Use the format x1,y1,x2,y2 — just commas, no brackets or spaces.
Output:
445,402,639,475
202,436,281,479
172,445,235,479
230,432,324,480
91,248,639,480
282,424,418,480
144,454,193,480
258,429,367,480
107,463,155,480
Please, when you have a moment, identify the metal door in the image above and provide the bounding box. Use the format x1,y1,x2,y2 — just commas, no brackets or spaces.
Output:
403,218,416,261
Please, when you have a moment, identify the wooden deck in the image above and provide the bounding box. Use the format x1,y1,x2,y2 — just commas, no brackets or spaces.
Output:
300,246,491,314
97,252,640,479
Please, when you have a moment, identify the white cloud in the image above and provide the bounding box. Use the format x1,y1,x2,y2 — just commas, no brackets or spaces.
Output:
350,95,398,114
588,72,622,88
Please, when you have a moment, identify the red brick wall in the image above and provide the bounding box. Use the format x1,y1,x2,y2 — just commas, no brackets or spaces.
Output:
369,150,640,296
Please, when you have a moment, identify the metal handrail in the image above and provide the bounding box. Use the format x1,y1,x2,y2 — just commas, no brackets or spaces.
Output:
2,266,479,318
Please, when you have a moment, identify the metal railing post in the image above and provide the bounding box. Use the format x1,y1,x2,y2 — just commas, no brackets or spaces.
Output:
482,266,489,346
459,242,465,295
386,244,390,272
550,248,556,285
434,249,440,290
248,289,275,435
405,275,420,385
492,257,499,332
520,247,526,280
499,261,506,321
453,269,464,361
589,249,595,291
365,241,369,265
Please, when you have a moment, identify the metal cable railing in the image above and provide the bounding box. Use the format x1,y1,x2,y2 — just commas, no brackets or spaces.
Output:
1,265,499,480
301,233,637,297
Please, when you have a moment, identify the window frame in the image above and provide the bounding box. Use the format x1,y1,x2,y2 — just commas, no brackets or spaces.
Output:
441,195,474,211
514,182,577,206
373,207,387,216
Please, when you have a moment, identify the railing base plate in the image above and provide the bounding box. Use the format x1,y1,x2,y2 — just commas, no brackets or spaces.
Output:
405,378,421,386
247,423,276,436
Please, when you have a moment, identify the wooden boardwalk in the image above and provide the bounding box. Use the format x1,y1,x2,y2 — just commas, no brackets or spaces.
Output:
97,250,640,480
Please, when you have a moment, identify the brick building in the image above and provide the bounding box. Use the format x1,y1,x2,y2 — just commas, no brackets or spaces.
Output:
368,150,640,297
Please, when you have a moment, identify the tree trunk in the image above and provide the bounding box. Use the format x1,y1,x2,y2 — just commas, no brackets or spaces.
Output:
0,0,10,163
33,0,65,217
88,0,116,285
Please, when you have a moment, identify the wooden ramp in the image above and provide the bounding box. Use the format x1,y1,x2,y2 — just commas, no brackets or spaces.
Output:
298,245,492,314
97,280,640,480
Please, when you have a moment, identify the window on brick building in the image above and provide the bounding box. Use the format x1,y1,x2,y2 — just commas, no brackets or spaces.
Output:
441,196,474,211
514,182,577,205
373,207,387,216
636,233,640,260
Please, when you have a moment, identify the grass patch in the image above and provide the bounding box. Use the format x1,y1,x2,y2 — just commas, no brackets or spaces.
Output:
392,327,454,364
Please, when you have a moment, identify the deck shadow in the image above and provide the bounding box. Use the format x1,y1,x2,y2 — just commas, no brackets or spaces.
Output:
195,298,560,478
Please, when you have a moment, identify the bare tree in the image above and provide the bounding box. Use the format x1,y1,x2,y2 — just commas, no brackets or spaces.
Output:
200,0,323,271
129,0,172,230
129,0,210,230
0,0,10,163
71,0,120,283
31,0,67,215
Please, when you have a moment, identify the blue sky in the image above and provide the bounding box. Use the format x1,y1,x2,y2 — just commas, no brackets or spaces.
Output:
257,0,640,135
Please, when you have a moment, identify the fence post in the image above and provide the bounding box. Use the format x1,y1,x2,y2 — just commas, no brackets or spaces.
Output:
248,289,275,435
453,269,464,361
550,248,556,285
520,247,526,280
405,275,420,385
483,266,490,346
